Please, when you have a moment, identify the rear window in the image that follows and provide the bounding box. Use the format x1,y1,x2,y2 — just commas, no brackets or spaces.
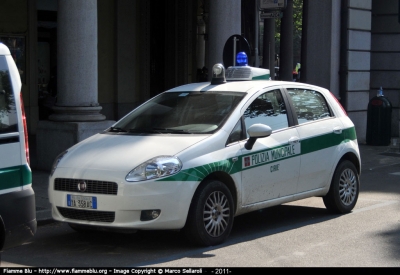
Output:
0,56,18,134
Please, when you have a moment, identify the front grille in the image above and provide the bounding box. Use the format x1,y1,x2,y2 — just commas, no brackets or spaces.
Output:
54,178,118,195
57,207,115,223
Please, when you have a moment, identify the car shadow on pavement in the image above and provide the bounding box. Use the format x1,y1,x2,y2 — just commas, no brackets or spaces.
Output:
1,203,340,267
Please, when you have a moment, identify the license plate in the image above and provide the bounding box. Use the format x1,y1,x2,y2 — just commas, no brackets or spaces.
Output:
67,194,97,209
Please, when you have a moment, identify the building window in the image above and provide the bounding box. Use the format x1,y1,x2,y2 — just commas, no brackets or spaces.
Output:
0,36,26,84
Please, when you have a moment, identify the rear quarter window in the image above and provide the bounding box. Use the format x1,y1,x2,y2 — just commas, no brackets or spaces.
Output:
0,56,18,134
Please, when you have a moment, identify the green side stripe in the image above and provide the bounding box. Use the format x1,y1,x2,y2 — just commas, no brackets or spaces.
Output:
0,164,32,191
158,158,241,182
159,127,357,182
301,127,356,155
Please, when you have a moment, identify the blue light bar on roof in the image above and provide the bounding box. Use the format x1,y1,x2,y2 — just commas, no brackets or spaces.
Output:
236,52,248,66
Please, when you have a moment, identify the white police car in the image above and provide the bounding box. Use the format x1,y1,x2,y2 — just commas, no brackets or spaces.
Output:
48,53,360,246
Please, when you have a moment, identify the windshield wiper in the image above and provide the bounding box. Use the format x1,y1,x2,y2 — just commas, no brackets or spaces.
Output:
152,128,193,134
121,128,192,134
127,128,161,133
108,127,127,133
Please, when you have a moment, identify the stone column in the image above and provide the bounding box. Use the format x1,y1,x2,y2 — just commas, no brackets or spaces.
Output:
280,0,294,81
50,0,105,122
207,0,241,74
115,0,146,119
35,0,114,171
28,0,38,134
302,0,341,92
262,18,276,79
197,17,206,70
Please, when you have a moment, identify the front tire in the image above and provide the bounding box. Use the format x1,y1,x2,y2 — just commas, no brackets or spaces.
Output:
184,180,234,246
323,160,359,213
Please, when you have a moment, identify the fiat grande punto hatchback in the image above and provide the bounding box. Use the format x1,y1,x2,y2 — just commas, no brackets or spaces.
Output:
49,62,360,246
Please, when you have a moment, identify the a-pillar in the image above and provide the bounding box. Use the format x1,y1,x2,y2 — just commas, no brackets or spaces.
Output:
36,0,114,171
207,0,241,75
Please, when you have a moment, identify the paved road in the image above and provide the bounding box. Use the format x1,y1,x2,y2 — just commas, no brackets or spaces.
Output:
1,144,399,267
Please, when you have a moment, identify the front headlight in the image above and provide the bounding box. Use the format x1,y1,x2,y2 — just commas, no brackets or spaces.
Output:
126,156,182,182
50,150,68,177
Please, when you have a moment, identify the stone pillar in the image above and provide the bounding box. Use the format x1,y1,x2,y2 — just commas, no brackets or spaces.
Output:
35,0,114,171
28,0,38,134
303,0,372,143
115,0,143,119
262,18,276,79
300,0,309,83
197,17,206,70
207,0,241,74
50,0,104,122
302,0,341,92
280,0,294,81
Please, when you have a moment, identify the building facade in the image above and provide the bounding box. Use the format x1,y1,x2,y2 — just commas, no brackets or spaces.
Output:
303,0,400,145
0,0,398,170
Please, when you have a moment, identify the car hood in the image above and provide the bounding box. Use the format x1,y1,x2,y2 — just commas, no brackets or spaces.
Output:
58,133,210,171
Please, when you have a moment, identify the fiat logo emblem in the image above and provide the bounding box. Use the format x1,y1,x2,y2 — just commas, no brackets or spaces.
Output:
77,181,87,192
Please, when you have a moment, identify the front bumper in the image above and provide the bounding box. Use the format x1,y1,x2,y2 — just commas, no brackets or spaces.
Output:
49,168,198,230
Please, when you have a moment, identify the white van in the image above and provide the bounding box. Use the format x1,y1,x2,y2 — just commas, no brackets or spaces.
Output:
0,43,36,251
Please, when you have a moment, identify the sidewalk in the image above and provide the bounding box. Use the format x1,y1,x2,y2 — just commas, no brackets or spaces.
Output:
31,142,400,225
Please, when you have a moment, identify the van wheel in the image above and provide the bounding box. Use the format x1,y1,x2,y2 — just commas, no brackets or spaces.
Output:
184,180,234,246
323,160,359,213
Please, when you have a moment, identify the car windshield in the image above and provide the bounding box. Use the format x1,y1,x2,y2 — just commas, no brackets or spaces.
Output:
110,91,246,134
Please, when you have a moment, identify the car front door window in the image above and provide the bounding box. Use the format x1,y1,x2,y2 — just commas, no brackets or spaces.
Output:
243,89,288,134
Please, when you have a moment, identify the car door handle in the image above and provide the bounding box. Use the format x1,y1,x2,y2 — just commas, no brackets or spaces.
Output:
289,136,300,145
333,127,342,135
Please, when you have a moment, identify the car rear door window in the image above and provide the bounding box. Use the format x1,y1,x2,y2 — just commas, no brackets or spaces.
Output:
287,88,332,124
0,56,18,134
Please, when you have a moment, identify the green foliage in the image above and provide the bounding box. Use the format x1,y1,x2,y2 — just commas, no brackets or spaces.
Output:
275,0,303,62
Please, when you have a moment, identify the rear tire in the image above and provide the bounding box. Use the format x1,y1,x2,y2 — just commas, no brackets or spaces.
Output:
184,180,234,246
323,160,359,213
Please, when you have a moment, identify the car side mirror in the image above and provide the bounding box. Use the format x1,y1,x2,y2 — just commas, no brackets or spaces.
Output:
245,124,272,150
